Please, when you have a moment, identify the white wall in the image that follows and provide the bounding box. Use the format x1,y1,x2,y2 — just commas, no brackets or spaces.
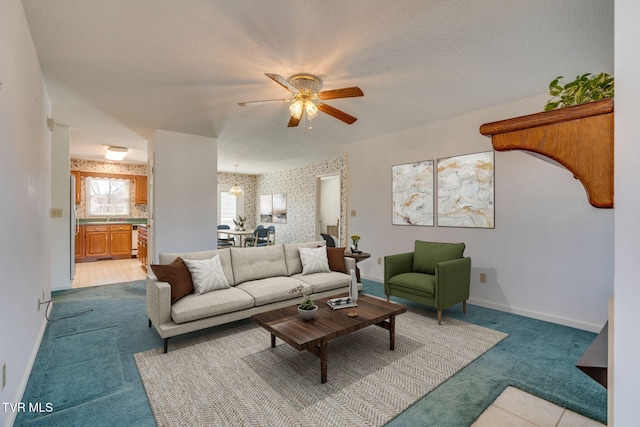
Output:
347,94,613,332
0,0,52,425
50,124,71,291
149,130,217,261
613,0,640,423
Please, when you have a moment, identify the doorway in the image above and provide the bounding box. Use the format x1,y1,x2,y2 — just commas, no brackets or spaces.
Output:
316,173,341,244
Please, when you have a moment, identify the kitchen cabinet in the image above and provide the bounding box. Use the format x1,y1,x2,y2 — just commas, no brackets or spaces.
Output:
74,227,83,258
110,224,132,256
137,225,148,271
84,225,109,258
76,224,132,261
135,176,148,204
71,171,81,204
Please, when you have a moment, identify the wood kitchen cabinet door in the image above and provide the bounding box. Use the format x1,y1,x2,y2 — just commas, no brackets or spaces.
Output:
84,226,109,257
75,227,84,259
109,224,132,256
135,176,148,204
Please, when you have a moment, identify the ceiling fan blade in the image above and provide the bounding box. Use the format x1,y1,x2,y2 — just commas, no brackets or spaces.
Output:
287,115,301,127
318,103,358,124
317,86,364,100
265,73,298,93
238,99,290,106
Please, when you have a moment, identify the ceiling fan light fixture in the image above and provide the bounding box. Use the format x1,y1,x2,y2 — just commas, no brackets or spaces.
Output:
305,101,318,120
289,99,304,119
105,146,128,161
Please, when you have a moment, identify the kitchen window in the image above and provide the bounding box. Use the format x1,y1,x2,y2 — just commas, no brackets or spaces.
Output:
85,177,131,216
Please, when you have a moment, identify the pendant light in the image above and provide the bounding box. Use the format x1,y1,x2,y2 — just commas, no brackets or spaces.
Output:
229,164,244,196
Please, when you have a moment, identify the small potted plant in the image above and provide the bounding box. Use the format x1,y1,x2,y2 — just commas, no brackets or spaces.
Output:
350,234,362,254
289,284,317,320
233,216,246,231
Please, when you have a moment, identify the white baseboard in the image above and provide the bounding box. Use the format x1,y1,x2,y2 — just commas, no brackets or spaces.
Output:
4,303,51,427
468,297,603,333
360,275,602,333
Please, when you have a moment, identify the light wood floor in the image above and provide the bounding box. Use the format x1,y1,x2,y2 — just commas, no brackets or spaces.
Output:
72,258,146,288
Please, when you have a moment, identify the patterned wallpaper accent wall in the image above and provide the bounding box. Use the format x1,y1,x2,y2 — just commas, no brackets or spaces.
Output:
256,157,347,246
216,173,258,229
71,158,148,218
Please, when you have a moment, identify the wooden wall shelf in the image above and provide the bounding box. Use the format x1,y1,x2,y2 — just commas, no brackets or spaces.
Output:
479,99,614,208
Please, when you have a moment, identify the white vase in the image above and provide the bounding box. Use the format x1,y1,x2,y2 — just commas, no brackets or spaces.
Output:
298,305,318,320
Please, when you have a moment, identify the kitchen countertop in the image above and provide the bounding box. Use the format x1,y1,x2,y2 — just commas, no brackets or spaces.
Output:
79,218,148,226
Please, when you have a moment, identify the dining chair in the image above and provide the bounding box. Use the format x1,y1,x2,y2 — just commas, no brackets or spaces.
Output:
217,224,235,247
246,227,269,247
267,226,276,245
321,233,336,247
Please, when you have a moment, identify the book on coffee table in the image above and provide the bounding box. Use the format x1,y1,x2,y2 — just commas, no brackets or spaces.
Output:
327,297,357,309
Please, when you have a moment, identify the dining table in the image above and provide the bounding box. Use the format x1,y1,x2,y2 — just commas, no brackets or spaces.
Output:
217,229,255,247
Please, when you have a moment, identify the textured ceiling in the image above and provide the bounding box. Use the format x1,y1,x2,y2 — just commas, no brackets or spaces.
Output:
21,0,613,173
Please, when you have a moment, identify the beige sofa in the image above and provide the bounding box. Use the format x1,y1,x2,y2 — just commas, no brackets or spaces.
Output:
146,241,359,352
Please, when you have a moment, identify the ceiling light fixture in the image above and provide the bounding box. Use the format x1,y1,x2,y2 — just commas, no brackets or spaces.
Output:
105,146,129,161
289,91,319,128
229,164,244,196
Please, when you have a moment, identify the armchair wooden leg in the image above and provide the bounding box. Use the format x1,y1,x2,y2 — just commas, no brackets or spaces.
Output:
386,295,390,302
437,310,442,325
463,300,467,314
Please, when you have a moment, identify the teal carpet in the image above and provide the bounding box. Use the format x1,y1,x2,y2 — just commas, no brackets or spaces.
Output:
15,279,606,426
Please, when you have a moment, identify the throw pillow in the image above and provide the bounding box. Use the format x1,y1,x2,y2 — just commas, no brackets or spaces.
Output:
299,246,331,275
326,247,347,273
150,257,194,304
183,255,231,295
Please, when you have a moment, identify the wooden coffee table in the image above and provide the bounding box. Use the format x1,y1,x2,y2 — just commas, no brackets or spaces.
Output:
252,294,407,383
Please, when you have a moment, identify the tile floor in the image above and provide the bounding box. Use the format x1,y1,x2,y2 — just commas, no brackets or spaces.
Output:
72,258,146,288
473,386,606,427
71,260,606,426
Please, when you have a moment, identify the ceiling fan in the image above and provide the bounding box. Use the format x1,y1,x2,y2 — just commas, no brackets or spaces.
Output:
238,73,364,127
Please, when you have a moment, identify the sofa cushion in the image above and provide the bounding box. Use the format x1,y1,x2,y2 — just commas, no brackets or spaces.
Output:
150,257,193,304
387,272,436,296
293,271,350,293
159,248,235,286
326,247,347,273
413,241,465,275
235,276,309,306
284,241,326,276
230,244,288,285
299,246,331,275
183,255,230,295
170,287,255,324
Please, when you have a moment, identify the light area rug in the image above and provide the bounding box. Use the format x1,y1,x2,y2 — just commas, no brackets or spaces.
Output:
135,307,507,427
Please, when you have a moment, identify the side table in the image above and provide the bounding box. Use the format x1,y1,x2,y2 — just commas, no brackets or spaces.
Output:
344,252,371,282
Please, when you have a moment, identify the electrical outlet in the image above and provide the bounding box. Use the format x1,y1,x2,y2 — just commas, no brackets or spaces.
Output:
50,208,63,218
479,273,487,283
377,257,382,265
350,210,356,217
2,362,6,390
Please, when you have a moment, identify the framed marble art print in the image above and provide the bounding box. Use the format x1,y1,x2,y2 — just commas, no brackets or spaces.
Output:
392,160,434,226
437,151,494,228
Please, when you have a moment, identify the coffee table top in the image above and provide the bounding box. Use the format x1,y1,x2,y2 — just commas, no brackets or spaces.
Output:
252,294,407,351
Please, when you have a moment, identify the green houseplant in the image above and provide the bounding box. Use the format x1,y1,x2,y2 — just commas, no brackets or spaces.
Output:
290,284,317,320
544,72,614,111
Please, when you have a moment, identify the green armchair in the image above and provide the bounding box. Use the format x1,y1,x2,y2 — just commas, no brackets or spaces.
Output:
384,240,471,324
